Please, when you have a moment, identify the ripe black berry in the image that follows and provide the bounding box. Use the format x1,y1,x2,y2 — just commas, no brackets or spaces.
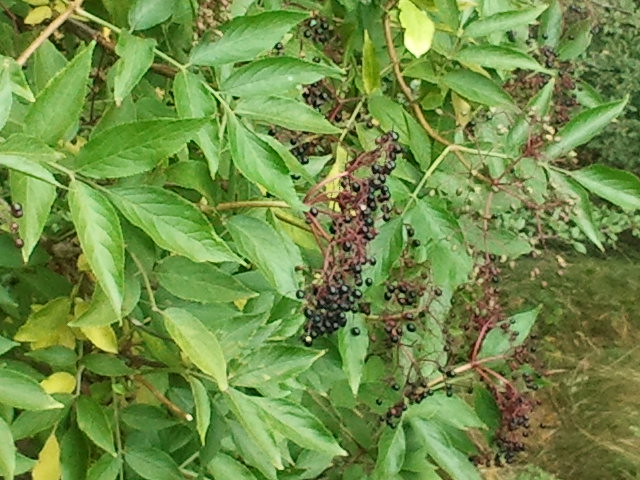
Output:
14,238,24,249
406,322,416,332
351,327,361,336
296,289,305,299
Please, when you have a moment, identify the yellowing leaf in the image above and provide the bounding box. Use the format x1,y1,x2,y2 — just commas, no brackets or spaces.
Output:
80,326,118,353
24,0,49,5
40,372,76,394
24,6,52,25
452,93,471,127
398,0,435,58
233,298,248,311
32,432,61,480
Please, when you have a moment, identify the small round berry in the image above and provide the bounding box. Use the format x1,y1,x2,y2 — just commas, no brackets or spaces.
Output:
14,238,24,249
351,327,361,336
406,226,415,237
434,287,443,296
375,398,383,405
9,222,19,233
411,239,421,247
274,42,284,50
296,289,305,299
365,277,373,287
391,383,400,391
406,322,416,332
309,207,319,216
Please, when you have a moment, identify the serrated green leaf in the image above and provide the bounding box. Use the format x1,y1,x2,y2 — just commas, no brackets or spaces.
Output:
207,453,257,480
410,419,482,480
442,70,514,108
76,396,115,455
191,10,307,66
398,0,435,58
570,164,640,211
108,186,239,263
543,98,627,159
0,335,18,356
538,0,562,48
408,392,485,430
230,346,324,387
1,56,35,101
75,119,207,178
254,397,347,456
463,6,547,38
362,30,380,94
373,422,405,479
173,71,219,176
81,353,134,377
86,454,121,480
163,307,228,391
24,42,94,145
221,57,342,97
156,256,257,303
0,369,63,410
557,19,592,61
227,115,300,206
188,377,210,443
124,447,182,480
0,417,15,480
479,306,540,358
128,0,176,31
338,315,368,395
69,284,119,327
113,31,156,105
507,78,555,152
235,96,339,133
455,46,546,72
120,405,177,431
69,181,124,314
224,389,283,469
9,171,57,262
2,154,59,187
227,215,302,298
0,67,11,131
548,170,604,251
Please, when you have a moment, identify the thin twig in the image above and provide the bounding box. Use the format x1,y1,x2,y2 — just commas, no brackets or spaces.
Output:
134,374,193,422
213,200,291,211
16,0,86,66
130,252,159,312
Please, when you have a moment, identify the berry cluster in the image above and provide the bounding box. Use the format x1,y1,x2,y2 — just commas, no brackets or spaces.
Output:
300,16,343,63
3,202,24,249
299,132,402,345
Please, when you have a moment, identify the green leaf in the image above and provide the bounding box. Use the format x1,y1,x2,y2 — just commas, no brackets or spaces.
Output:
128,0,176,31
557,19,592,61
463,6,548,38
0,416,15,480
0,133,63,163
156,256,256,303
410,419,482,480
230,346,324,387
407,392,485,430
24,42,94,145
1,153,60,187
0,335,18,356
108,186,238,263
190,10,307,66
1,56,35,101
76,396,115,455
548,170,604,251
120,405,177,431
254,397,347,456
163,307,228,391
173,71,219,176
543,98,627,159
207,453,257,480
373,422,405,479
188,377,210,443
227,215,302,298
366,217,404,284
538,0,562,48
479,306,541,358
226,420,277,480
124,447,182,480
69,181,124,314
338,315,368,395
75,119,207,178
455,46,546,72
221,57,342,97
0,67,11,131
9,171,57,262
398,0,435,58
224,388,283,469
0,369,63,410
507,78,555,152
362,30,380,94
86,454,121,480
570,164,640,211
441,70,514,108
368,95,431,167
235,96,339,133
60,425,89,480
113,31,157,106
227,115,301,206
81,353,134,377
69,284,119,327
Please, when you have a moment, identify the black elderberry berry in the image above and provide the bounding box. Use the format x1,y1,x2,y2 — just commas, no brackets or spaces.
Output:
391,383,400,391
389,130,399,141
384,292,393,301
351,327,361,336
411,239,421,247
274,42,284,50
369,257,377,266
302,335,313,346
376,398,383,405
406,322,416,332
492,275,500,283
406,226,415,237
296,289,305,299
309,207,319,216
291,174,301,180
434,287,443,296
365,277,373,287
14,238,24,249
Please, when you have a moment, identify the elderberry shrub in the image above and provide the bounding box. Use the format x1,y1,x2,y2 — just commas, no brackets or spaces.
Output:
299,132,402,344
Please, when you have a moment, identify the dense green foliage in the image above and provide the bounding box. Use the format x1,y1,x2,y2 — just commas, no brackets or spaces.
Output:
0,0,638,479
